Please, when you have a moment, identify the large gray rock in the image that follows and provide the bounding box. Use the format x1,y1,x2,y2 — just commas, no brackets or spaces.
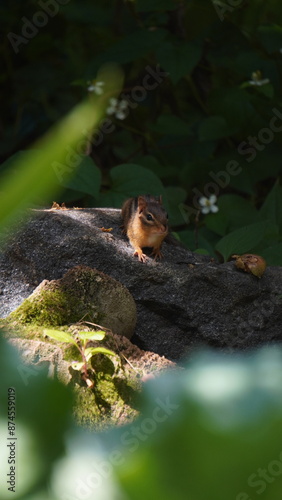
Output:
1,208,282,360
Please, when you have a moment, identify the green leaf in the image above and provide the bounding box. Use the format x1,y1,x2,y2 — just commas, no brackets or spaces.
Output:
216,220,269,261
0,66,123,232
135,155,175,180
258,25,282,54
156,41,202,84
241,145,282,185
256,83,274,99
99,164,165,207
44,329,78,346
149,114,193,136
94,28,167,65
84,347,116,361
165,186,187,226
205,210,229,237
61,156,101,198
259,243,282,266
180,158,214,191
208,87,255,130
194,248,211,256
228,164,254,195
205,195,258,236
198,116,237,141
177,228,218,256
78,331,105,341
259,182,282,230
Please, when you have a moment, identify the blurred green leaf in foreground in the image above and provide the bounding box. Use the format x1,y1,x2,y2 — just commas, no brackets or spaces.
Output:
0,65,123,234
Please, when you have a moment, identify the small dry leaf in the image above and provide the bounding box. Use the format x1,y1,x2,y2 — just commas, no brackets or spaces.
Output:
99,227,113,232
51,202,67,210
232,254,267,278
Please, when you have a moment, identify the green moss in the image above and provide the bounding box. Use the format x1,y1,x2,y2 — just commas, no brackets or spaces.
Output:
69,350,140,429
7,267,110,328
96,375,120,405
73,386,103,430
64,344,81,363
8,289,73,327
73,371,140,430
1,319,47,341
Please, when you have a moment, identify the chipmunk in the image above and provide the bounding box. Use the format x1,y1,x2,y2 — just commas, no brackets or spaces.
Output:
121,195,169,262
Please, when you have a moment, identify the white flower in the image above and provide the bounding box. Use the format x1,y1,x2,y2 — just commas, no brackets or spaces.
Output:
199,195,219,215
87,81,104,95
106,97,129,120
248,71,270,86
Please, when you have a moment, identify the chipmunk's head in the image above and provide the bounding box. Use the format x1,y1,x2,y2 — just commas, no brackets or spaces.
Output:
137,195,168,235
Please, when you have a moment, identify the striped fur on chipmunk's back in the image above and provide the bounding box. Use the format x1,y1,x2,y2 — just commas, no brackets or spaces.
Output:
121,195,168,262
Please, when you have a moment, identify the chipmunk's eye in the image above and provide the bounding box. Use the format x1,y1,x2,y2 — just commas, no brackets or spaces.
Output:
146,213,153,221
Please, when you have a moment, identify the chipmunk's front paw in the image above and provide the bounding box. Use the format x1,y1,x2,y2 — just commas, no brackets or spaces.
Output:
151,248,163,260
134,249,148,263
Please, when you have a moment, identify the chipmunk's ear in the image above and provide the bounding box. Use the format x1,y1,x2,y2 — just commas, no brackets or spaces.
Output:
137,196,147,213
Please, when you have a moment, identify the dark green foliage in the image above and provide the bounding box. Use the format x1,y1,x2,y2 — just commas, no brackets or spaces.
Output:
2,0,282,261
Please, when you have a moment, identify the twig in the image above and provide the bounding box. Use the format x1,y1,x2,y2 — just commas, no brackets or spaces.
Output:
79,320,113,333
121,353,139,374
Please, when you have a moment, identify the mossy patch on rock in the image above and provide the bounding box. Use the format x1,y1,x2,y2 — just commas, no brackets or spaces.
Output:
8,265,137,339
73,371,140,430
6,325,176,430
8,285,72,326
